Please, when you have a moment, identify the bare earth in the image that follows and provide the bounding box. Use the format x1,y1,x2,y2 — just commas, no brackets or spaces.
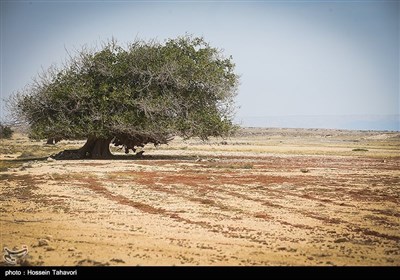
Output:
1,128,399,266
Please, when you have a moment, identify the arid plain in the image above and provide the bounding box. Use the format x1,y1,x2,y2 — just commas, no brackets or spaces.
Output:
1,128,399,266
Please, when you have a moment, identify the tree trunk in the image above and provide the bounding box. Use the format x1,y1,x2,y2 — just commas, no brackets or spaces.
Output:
46,137,61,145
52,137,112,160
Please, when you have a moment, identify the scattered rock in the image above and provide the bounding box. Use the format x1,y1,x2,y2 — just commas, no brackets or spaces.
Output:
110,258,125,263
300,169,310,173
46,246,55,251
67,247,75,252
43,235,53,241
195,157,220,162
334,238,347,243
76,259,110,266
38,239,49,247
19,257,44,266
47,157,55,162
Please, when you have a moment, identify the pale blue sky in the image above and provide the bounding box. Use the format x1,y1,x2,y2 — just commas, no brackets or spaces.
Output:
1,0,399,130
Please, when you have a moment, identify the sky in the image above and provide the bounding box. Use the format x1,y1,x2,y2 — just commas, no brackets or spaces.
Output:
1,0,399,130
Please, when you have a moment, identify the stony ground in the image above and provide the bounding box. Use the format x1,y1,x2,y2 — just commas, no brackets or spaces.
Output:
0,128,399,266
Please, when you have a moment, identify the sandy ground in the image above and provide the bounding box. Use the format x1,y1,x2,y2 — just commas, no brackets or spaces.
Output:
0,128,399,266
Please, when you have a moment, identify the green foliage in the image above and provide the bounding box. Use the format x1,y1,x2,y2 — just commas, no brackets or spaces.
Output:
12,35,238,150
0,123,13,139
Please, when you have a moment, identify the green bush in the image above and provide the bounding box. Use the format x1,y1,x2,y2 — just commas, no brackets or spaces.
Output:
0,123,13,139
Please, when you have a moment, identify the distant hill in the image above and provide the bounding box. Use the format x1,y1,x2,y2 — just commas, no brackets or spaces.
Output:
236,115,399,131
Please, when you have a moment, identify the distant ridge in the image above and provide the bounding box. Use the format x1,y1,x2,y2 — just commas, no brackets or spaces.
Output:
236,115,400,132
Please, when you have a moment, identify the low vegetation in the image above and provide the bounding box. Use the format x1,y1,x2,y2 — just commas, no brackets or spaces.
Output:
0,123,13,139
352,148,369,152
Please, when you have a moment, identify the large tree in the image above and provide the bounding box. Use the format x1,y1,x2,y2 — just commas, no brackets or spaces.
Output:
12,35,239,159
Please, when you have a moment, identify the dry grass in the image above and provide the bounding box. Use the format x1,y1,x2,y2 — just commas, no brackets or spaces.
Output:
0,128,399,266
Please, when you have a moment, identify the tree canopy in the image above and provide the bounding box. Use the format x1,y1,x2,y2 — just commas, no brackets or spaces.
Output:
12,35,239,159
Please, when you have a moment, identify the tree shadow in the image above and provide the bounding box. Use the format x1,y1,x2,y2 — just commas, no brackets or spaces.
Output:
108,154,198,161
1,154,199,163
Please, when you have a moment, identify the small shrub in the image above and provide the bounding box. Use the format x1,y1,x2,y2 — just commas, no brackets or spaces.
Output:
352,148,368,152
0,123,13,139
242,164,254,169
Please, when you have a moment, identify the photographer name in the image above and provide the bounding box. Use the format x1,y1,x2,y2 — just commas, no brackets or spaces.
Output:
5,269,78,276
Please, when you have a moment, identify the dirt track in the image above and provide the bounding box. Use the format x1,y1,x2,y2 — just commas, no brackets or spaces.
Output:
1,128,399,266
